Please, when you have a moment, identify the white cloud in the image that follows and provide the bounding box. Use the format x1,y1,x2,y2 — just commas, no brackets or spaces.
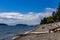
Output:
0,8,56,25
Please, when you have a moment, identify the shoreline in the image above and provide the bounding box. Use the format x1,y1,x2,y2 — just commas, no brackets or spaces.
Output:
11,22,60,40
12,25,39,40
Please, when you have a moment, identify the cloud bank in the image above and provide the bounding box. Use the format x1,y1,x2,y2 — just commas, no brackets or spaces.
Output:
0,8,56,25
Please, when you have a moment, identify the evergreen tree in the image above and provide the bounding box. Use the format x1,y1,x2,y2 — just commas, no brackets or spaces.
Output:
40,20,44,24
52,11,55,17
56,2,60,21
40,2,60,24
47,17,54,23
52,11,56,21
40,17,47,24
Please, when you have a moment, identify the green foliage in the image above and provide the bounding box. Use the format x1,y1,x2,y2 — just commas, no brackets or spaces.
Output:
40,2,60,24
52,11,57,21
47,17,54,24
56,2,60,21
40,17,54,24
40,18,47,24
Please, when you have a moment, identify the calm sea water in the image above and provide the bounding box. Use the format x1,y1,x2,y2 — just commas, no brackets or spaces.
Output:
0,25,36,40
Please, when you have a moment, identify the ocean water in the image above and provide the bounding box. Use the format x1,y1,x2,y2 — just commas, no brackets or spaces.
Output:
0,25,36,40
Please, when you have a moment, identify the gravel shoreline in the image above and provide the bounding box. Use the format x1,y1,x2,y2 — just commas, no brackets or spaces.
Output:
12,22,60,40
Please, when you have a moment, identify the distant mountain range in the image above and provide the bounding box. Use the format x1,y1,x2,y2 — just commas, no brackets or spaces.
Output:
0,23,37,27
15,24,28,26
0,23,8,26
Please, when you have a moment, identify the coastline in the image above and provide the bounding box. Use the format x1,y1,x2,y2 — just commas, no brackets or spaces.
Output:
12,25,39,40
12,22,60,40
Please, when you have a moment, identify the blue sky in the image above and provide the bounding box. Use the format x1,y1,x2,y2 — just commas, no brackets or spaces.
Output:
0,0,59,25
0,0,59,13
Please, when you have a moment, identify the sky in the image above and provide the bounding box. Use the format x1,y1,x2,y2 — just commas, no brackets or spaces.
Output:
0,0,59,25
0,0,59,13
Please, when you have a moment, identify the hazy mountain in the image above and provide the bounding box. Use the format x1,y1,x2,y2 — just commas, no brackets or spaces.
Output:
15,24,28,26
0,23,8,26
